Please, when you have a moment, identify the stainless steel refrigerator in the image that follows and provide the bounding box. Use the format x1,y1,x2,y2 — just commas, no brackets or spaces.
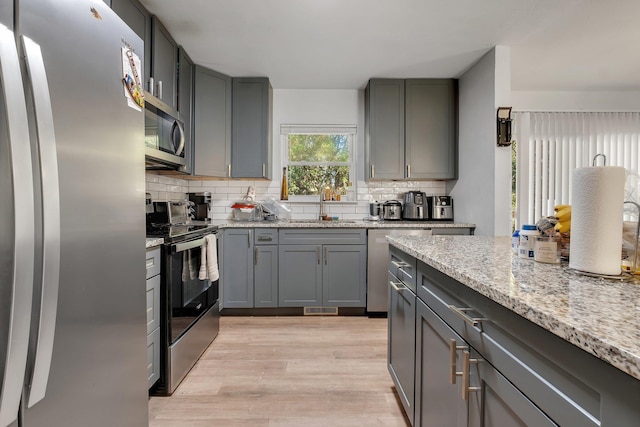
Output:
0,1,148,426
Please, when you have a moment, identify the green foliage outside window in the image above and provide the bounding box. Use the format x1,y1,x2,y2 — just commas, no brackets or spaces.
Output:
286,134,352,196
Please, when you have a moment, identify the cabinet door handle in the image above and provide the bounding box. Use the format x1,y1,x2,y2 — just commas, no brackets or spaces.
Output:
228,164,231,177
449,339,467,384
324,247,328,266
262,163,266,177
407,164,411,178
254,247,258,266
317,247,320,264
247,231,251,248
448,305,487,328
371,164,375,178
389,281,405,292
462,350,481,401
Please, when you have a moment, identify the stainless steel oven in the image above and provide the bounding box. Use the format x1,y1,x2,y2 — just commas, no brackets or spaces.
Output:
148,225,219,395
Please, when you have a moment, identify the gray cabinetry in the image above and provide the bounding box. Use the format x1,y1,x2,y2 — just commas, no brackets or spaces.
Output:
387,248,416,425
177,47,194,174
405,79,456,179
111,0,151,85
231,78,273,179
278,244,323,306
221,229,254,308
145,247,161,389
254,229,278,307
366,78,457,181
193,66,231,177
365,79,405,180
278,229,366,308
151,16,178,108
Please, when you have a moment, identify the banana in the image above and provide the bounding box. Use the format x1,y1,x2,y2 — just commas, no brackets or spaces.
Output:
554,204,570,212
555,207,572,222
555,221,571,233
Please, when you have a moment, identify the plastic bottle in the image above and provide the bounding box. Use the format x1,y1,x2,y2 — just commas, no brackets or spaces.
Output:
518,225,539,260
511,229,520,255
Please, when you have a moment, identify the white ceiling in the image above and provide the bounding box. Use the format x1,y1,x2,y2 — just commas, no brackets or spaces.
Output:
139,0,640,91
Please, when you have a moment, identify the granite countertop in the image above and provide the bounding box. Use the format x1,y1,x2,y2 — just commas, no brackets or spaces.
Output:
146,237,164,249
216,220,476,229
386,235,640,381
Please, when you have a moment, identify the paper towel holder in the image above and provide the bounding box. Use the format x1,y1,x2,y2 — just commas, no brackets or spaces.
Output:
593,154,607,166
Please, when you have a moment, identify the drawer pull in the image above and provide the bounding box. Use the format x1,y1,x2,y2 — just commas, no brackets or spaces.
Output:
448,305,487,328
391,260,410,268
389,281,405,292
462,350,482,401
449,339,467,384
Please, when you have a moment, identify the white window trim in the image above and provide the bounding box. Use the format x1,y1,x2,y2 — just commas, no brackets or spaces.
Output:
281,124,358,202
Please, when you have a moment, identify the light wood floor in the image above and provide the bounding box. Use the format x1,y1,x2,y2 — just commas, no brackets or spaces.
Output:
149,316,410,426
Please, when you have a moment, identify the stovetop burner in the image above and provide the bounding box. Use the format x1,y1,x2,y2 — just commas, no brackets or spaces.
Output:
147,222,218,243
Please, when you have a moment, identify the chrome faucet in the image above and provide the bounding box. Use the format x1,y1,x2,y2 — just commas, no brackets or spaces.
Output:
319,193,326,220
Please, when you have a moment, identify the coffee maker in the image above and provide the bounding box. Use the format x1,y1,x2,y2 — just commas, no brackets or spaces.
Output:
187,192,211,222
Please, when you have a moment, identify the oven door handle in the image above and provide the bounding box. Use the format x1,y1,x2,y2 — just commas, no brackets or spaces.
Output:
173,237,205,253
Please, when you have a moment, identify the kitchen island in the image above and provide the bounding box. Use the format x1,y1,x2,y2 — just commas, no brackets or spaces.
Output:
387,235,640,426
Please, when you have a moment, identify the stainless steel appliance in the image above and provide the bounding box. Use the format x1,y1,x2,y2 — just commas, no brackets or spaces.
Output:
403,191,427,220
429,196,454,220
188,192,211,222
144,90,187,172
0,3,147,425
146,224,220,395
383,200,403,220
148,201,189,225
369,201,383,221
367,229,433,312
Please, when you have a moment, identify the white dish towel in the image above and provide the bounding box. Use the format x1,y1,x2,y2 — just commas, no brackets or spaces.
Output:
198,234,219,281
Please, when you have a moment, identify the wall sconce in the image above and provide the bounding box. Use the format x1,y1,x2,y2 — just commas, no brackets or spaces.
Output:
497,107,512,146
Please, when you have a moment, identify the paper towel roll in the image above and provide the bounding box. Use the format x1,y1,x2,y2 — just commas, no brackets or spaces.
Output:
569,166,625,275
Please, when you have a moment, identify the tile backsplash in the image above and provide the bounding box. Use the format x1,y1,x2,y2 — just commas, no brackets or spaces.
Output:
146,173,446,221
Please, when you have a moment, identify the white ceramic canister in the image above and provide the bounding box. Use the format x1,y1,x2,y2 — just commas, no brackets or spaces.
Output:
518,225,539,260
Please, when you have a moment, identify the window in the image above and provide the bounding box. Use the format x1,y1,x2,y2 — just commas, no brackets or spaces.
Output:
513,112,640,228
281,125,357,200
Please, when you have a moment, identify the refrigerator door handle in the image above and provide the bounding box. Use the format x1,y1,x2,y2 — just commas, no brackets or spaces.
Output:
21,35,61,409
0,24,36,427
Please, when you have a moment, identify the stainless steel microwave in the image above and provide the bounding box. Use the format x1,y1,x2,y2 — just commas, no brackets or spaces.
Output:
144,91,187,172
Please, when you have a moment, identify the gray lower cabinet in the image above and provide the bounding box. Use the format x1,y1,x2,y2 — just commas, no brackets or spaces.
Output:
278,229,366,308
254,240,278,308
193,65,231,177
388,270,416,426
231,77,273,179
391,248,640,426
221,229,254,308
145,247,161,388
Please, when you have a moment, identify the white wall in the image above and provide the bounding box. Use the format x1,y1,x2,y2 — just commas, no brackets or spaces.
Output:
448,47,512,236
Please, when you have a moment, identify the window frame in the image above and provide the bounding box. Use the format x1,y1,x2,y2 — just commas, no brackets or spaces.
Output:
281,125,357,202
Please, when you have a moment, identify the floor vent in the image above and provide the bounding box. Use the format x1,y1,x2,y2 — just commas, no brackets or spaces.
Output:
304,307,338,316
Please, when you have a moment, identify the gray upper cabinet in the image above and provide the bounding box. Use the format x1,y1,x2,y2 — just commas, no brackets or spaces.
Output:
111,0,151,85
193,66,231,177
366,78,457,181
405,79,457,179
365,79,405,180
151,16,178,108
231,78,273,179
177,47,194,174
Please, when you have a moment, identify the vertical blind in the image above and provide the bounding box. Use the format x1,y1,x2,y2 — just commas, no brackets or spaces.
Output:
514,112,640,227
